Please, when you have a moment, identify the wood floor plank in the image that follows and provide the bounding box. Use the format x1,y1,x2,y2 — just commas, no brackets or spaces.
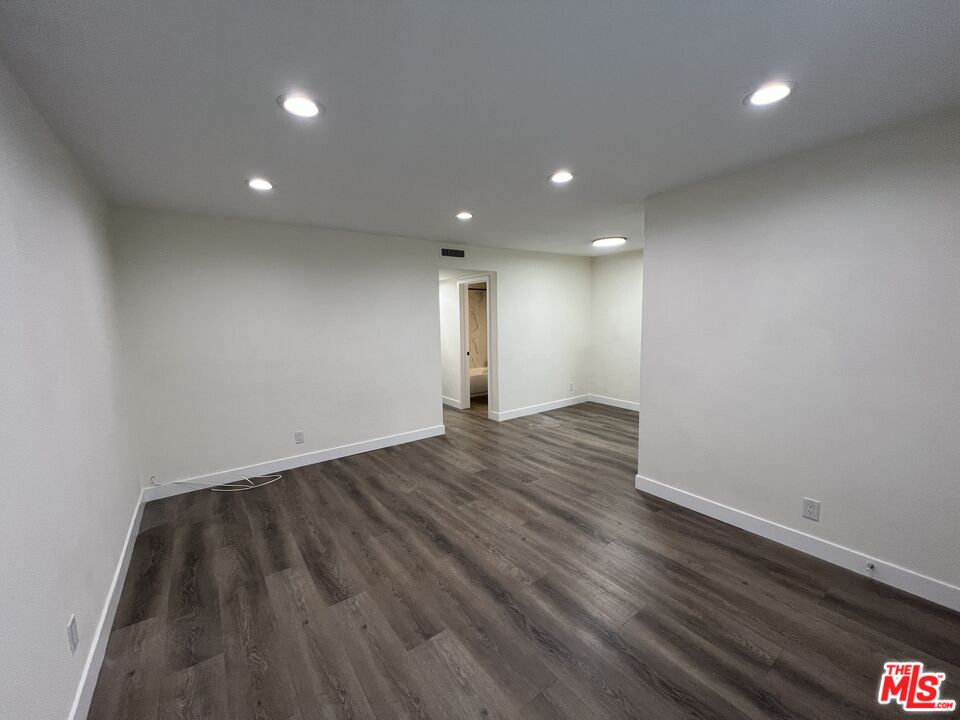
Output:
218,575,300,720
158,654,228,720
369,529,556,701
88,618,164,720
113,524,175,630
347,531,445,650
408,629,515,720
620,604,799,720
165,521,222,672
274,471,367,605
87,400,960,720
328,591,432,720
241,485,307,577
518,680,596,720
265,567,377,720
819,583,960,667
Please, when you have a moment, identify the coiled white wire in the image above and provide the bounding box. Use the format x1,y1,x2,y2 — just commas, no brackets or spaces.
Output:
155,473,282,492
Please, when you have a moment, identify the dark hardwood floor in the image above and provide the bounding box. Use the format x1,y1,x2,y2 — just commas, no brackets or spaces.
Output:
89,402,960,719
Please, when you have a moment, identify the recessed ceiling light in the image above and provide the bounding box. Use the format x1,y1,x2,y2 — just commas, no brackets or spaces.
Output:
592,236,627,248
248,177,274,191
744,81,795,107
550,169,574,185
456,211,473,221
278,94,322,118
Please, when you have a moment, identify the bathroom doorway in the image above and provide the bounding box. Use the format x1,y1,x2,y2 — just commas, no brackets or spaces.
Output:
462,280,489,413
438,270,497,418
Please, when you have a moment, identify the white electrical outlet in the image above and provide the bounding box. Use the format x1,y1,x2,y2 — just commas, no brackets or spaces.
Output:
569,381,575,392
802,497,821,522
294,431,305,444
67,615,79,654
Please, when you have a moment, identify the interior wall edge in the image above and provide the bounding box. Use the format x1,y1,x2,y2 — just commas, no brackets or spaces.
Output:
635,473,960,613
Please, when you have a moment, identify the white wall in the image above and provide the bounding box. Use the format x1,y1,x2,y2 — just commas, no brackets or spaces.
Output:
589,251,643,407
439,278,462,405
439,245,592,418
638,110,960,593
0,59,137,720
111,207,444,486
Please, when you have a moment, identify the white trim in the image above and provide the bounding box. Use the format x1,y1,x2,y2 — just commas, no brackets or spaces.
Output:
634,474,960,613
587,394,640,412
491,395,589,422
143,424,446,501
442,396,464,410
68,489,145,720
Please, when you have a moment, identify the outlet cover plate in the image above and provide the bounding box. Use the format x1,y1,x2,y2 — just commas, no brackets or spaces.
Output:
294,431,305,444
802,497,821,522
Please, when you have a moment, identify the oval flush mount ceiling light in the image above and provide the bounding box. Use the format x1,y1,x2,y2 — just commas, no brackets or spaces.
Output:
456,211,473,221
592,236,627,248
550,169,574,185
744,81,796,107
278,94,323,118
248,177,274,191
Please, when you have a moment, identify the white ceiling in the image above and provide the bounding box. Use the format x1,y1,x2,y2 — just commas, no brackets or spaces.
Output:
1,1,958,256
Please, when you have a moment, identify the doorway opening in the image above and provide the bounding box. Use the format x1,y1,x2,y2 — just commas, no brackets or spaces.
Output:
438,270,497,419
463,280,489,414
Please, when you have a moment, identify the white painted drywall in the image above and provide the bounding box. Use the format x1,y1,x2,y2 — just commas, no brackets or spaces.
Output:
110,207,444,486
0,59,137,720
439,278,462,404
639,110,960,588
439,246,591,415
589,251,643,406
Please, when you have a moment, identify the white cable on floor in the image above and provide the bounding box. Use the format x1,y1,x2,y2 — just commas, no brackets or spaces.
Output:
154,473,283,492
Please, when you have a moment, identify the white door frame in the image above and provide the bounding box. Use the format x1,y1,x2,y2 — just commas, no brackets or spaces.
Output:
457,274,497,418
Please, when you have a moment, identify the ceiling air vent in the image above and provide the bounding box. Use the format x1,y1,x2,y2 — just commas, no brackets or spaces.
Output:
441,248,465,258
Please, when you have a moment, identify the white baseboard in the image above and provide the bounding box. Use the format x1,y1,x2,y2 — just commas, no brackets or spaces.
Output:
442,396,464,410
635,474,960,613
587,394,640,412
143,424,446,501
68,489,145,720
491,395,589,422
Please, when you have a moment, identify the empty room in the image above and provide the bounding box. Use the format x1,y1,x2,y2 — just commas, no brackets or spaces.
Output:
1,2,959,719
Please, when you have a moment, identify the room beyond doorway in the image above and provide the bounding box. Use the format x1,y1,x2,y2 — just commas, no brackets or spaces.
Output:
438,269,498,419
